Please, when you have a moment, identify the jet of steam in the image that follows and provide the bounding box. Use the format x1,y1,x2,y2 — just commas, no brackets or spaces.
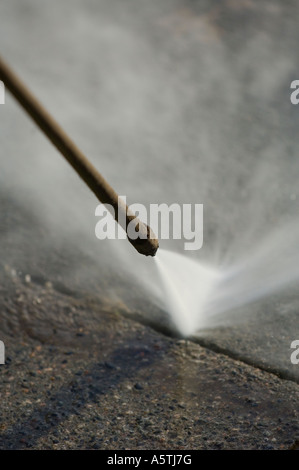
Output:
155,249,220,336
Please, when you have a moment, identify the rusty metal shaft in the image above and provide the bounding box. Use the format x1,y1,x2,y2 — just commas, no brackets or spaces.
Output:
0,55,159,257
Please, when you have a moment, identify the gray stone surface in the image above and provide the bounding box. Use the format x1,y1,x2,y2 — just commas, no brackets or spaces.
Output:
0,270,298,450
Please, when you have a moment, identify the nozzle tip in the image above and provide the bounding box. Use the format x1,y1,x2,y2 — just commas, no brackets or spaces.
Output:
127,222,159,257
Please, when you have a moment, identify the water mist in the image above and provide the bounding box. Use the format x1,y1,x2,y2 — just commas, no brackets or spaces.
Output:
154,218,299,337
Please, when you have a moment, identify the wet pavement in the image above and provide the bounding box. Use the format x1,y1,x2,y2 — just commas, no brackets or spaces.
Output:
0,0,299,449
0,266,298,449
0,190,298,449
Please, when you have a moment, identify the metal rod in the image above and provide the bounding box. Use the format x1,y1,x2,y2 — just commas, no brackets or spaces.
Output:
0,55,159,256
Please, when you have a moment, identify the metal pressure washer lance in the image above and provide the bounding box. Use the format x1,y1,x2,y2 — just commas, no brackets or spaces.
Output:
0,55,159,257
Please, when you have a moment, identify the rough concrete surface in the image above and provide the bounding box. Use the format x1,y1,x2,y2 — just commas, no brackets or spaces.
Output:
0,271,298,450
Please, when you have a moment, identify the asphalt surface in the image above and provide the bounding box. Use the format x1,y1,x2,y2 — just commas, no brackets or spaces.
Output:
0,191,298,449
0,268,298,449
